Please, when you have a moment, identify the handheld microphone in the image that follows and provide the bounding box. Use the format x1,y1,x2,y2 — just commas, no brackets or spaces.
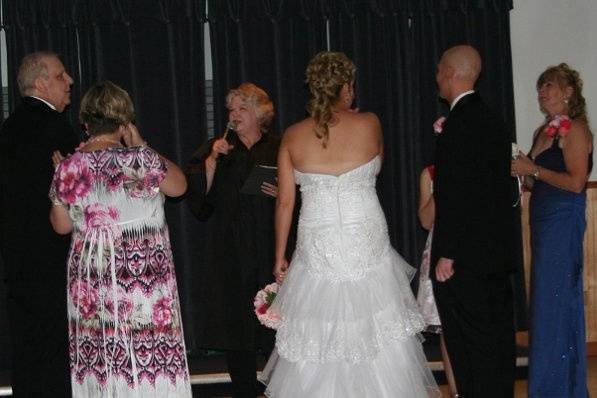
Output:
223,121,237,140
216,122,237,164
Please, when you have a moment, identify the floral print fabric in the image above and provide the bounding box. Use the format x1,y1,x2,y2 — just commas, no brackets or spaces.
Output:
50,146,191,397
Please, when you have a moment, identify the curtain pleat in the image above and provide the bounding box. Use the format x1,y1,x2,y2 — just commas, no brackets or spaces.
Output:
76,0,209,351
2,0,211,352
0,0,524,367
325,2,525,328
207,0,328,136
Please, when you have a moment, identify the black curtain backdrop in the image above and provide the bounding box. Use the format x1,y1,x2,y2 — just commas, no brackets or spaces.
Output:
3,0,83,125
177,0,328,352
72,1,209,349
0,23,4,122
0,0,525,370
207,0,328,136
0,0,84,371
327,0,515,262
1,0,211,354
325,0,526,328
0,20,7,371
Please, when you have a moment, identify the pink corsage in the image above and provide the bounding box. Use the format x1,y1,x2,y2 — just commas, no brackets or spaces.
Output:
544,115,572,137
433,116,447,135
254,283,280,329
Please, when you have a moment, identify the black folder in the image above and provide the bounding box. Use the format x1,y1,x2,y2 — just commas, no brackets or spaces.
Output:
240,164,277,195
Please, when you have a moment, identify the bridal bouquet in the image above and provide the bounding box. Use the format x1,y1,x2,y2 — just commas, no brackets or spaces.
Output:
254,283,280,329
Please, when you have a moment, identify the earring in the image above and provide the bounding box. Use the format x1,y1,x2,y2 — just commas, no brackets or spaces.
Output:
564,98,569,104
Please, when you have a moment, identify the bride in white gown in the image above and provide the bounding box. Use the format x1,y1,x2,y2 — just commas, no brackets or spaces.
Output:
260,51,440,397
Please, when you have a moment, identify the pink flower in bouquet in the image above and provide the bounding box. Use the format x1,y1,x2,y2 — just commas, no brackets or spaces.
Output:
433,116,447,135
256,303,268,315
544,114,572,137
254,283,281,329
54,154,93,204
152,296,173,329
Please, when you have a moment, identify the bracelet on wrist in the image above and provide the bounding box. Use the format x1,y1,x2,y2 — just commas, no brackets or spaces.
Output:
532,167,540,179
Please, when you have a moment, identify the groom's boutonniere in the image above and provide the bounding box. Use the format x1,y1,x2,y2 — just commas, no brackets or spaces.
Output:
433,116,447,135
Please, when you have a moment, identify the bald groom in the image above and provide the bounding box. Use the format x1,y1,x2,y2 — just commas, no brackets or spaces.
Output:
431,45,517,397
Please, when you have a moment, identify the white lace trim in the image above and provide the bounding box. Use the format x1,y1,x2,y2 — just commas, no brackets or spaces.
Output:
275,305,426,363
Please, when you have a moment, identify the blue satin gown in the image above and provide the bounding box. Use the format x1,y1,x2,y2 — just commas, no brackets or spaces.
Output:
528,137,589,397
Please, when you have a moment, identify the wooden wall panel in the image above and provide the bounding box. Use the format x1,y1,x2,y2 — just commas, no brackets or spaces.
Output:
521,183,597,345
585,185,597,343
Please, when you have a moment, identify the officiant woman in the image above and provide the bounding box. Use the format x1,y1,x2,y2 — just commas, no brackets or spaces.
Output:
185,83,280,397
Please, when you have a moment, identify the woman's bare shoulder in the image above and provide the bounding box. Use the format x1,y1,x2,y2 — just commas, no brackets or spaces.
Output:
567,119,592,142
283,118,313,139
349,111,380,125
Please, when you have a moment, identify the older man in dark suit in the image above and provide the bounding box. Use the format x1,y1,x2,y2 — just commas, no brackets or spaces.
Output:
0,51,78,397
431,45,517,398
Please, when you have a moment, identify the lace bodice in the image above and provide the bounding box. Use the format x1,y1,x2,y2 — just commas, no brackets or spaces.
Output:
268,153,429,372
294,155,381,222
293,155,391,282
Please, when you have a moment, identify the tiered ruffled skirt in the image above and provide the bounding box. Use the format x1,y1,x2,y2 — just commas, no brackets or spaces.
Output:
260,214,440,397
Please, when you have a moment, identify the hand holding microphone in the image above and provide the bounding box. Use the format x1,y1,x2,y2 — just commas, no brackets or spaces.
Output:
210,121,236,160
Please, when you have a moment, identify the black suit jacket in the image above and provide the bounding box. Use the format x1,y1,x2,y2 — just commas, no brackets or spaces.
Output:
432,92,517,275
0,96,78,301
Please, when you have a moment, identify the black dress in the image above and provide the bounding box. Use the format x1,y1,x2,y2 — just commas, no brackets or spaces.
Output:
185,131,280,352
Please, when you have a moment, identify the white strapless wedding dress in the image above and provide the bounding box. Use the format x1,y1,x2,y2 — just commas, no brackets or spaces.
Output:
260,155,440,397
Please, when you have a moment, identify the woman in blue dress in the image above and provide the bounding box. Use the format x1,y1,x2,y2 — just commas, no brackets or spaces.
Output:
511,63,592,397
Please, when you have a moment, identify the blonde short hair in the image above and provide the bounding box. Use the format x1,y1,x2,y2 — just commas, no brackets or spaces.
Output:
79,81,135,135
226,83,274,132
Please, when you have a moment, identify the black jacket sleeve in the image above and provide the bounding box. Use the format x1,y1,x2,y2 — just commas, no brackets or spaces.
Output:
184,139,215,220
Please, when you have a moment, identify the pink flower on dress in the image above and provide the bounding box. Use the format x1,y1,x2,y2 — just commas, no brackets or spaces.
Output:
54,154,93,204
101,166,128,191
83,203,120,232
132,169,165,198
73,240,84,254
104,287,133,321
433,116,447,135
127,168,165,198
144,169,164,190
152,296,173,329
70,281,99,319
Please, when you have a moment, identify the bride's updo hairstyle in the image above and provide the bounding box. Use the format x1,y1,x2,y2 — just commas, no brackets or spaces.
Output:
306,51,356,148
537,63,588,123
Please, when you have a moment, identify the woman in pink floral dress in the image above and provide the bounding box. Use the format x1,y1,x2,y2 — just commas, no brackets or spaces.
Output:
49,81,191,397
